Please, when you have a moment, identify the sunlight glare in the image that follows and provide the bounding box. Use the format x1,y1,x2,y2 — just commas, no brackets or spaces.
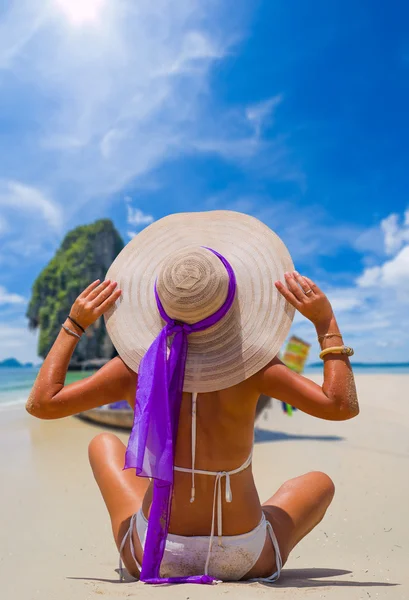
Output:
56,0,105,26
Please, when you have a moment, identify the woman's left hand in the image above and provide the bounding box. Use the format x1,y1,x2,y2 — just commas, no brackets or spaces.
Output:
275,271,334,326
69,279,122,330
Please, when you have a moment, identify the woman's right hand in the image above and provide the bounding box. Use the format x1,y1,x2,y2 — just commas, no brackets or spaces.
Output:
69,279,122,330
275,271,334,326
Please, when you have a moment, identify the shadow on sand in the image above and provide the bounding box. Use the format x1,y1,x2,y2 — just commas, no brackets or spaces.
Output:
248,567,399,589
254,428,344,444
69,567,399,588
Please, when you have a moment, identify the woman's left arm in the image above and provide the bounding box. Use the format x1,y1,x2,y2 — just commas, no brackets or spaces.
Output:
26,279,136,419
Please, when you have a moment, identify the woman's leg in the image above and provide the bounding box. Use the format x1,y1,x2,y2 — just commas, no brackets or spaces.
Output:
263,470,335,564
244,471,335,579
88,432,150,578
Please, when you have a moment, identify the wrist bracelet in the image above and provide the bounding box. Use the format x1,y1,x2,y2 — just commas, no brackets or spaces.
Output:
317,333,343,341
319,345,354,359
61,324,82,340
68,315,86,333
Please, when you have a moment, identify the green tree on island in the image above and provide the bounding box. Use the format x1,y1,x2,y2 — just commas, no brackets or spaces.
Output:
27,219,124,367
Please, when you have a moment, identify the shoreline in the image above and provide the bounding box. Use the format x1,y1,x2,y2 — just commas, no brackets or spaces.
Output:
1,373,408,599
2,371,409,413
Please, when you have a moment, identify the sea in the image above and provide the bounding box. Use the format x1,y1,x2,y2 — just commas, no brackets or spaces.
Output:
0,368,94,410
1,364,409,410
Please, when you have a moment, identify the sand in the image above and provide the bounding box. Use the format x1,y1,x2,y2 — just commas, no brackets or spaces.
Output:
1,373,408,600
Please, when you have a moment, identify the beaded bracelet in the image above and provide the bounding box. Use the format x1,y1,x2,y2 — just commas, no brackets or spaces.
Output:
61,324,81,340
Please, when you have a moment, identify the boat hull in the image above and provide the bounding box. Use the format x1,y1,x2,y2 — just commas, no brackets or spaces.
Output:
77,408,133,429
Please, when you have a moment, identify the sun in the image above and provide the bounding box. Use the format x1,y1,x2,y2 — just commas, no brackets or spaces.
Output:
55,0,105,26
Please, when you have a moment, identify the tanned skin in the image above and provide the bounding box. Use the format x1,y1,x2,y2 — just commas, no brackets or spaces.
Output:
27,271,358,579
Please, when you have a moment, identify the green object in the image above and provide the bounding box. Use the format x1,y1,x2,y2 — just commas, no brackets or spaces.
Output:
280,335,311,416
26,219,124,365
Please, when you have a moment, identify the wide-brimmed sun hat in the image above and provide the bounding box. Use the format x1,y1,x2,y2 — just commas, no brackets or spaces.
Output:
104,209,295,393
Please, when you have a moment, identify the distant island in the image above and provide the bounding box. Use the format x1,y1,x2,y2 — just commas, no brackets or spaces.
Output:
26,219,123,370
307,362,409,368
0,358,35,368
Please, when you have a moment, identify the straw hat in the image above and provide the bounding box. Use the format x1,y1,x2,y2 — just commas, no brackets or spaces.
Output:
104,210,295,393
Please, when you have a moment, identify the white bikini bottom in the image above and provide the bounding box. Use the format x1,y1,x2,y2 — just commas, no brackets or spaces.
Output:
120,508,282,582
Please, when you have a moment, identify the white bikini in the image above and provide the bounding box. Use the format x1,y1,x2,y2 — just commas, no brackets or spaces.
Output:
119,393,282,582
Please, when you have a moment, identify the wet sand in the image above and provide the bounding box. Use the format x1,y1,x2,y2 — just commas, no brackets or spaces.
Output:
0,374,408,599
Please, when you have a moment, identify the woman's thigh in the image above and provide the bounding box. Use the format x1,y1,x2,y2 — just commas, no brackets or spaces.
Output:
244,471,335,579
88,432,150,576
263,471,335,563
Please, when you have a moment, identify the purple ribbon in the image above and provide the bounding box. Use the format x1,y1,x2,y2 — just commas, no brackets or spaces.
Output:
123,248,236,584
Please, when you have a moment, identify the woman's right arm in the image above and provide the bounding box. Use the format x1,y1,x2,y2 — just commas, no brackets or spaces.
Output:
257,271,359,421
26,278,137,420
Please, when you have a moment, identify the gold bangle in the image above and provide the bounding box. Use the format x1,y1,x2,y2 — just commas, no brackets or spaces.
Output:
317,333,343,341
319,345,354,359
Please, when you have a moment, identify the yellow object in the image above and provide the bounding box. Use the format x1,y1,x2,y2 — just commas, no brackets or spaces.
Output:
279,335,311,416
319,345,354,359
281,335,311,374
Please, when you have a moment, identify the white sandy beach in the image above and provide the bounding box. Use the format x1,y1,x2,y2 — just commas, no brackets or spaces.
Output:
1,373,408,600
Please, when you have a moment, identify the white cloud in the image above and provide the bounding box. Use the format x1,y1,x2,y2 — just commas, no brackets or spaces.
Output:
164,30,223,75
190,137,260,161
0,180,62,231
124,197,154,236
0,323,39,363
291,277,403,364
327,292,362,313
246,95,283,137
127,208,154,227
355,207,409,300
356,265,382,288
380,246,409,287
0,180,62,266
187,99,303,185
0,286,26,306
381,210,409,255
311,209,409,362
352,207,409,259
357,244,409,294
353,224,384,256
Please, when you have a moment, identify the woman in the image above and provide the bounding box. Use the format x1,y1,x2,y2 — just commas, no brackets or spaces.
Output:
27,211,359,584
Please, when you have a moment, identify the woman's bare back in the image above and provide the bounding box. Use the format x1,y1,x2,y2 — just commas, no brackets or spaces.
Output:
147,379,263,536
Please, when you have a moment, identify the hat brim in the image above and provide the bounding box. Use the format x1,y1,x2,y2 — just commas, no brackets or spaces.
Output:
104,210,295,392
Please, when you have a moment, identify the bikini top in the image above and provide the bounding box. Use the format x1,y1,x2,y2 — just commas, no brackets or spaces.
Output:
173,392,253,575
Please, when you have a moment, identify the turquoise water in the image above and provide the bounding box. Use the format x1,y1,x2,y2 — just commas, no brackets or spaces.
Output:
0,368,95,410
1,365,409,410
305,365,409,375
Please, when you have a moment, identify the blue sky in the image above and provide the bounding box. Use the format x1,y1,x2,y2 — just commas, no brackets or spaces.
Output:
0,0,408,364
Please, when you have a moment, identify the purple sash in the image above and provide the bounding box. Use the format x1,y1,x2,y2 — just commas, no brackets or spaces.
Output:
123,249,236,584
